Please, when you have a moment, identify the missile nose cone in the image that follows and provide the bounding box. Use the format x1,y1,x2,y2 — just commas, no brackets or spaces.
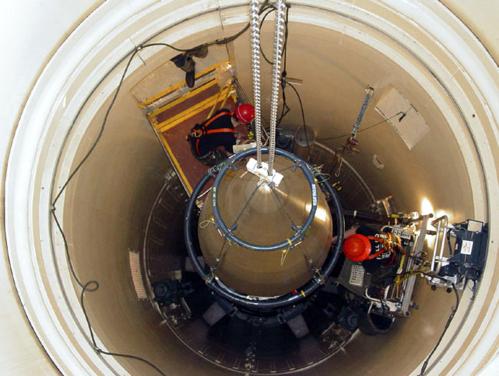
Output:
197,155,333,297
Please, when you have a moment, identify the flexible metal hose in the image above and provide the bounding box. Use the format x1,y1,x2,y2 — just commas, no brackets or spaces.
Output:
250,0,263,166
267,0,286,175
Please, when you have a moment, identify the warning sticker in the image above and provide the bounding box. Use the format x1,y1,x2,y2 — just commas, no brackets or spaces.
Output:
349,264,365,287
461,240,474,255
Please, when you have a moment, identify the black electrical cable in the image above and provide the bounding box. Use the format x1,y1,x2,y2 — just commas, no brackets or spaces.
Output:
261,3,310,165
258,2,295,141
144,8,256,53
287,81,311,160
259,2,290,65
51,46,168,376
278,77,291,125
49,8,266,374
318,108,414,142
259,7,277,65
417,274,461,376
277,5,291,126
283,5,290,73
79,281,167,376
204,0,272,47
256,1,291,142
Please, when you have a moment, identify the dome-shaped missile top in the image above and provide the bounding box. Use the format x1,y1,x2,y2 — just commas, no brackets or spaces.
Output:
197,152,333,297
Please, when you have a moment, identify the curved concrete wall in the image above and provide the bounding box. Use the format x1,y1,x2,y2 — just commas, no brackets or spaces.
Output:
1,1,497,375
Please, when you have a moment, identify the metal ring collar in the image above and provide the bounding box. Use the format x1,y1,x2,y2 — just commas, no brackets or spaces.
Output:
211,147,318,251
183,160,345,310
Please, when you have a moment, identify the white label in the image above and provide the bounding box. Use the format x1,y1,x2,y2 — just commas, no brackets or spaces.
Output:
461,240,473,255
349,264,365,287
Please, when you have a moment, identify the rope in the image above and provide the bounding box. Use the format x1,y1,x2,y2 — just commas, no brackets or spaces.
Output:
250,0,263,166
267,0,286,175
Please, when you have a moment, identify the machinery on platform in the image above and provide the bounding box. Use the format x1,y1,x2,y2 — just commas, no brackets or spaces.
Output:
333,211,487,335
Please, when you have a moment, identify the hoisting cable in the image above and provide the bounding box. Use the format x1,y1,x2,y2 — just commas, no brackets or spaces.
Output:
417,277,461,376
250,0,263,166
260,5,310,162
267,0,287,175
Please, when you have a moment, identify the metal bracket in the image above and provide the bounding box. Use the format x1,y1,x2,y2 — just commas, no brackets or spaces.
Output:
400,214,431,315
246,157,284,187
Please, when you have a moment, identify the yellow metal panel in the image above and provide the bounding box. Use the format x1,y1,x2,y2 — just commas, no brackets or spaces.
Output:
156,88,231,132
145,61,236,196
158,133,193,194
206,81,234,120
148,78,218,118
140,62,225,107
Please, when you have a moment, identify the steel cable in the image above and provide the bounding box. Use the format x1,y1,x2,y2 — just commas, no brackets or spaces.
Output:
267,0,286,175
250,0,263,166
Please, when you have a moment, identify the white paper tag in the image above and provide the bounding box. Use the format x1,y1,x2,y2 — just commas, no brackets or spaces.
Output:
349,264,365,287
461,240,473,255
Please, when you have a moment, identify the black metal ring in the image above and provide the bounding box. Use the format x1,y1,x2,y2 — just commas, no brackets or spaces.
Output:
184,152,345,310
